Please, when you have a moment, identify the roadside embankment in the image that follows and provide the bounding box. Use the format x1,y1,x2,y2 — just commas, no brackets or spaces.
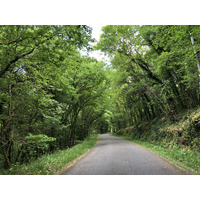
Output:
114,108,200,174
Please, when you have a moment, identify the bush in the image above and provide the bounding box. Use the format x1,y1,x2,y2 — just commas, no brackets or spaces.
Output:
21,134,56,161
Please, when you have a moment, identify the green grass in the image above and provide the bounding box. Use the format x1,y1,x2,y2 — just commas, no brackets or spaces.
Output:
0,134,98,175
113,134,200,175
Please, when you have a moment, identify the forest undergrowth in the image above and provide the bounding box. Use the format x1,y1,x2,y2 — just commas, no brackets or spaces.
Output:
114,107,200,174
0,134,98,175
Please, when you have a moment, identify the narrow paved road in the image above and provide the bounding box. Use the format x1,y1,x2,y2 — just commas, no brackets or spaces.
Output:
64,133,188,175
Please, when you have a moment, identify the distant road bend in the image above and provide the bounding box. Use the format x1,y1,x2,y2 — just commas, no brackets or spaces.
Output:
63,133,189,175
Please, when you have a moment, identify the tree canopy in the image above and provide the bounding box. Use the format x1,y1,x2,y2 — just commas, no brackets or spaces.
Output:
1,25,200,169
95,25,200,129
0,25,110,168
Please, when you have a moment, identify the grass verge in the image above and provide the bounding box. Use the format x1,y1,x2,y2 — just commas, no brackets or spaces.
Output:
113,134,200,175
0,134,98,175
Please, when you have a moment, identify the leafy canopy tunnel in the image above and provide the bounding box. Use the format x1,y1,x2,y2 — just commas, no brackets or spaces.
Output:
1,25,200,169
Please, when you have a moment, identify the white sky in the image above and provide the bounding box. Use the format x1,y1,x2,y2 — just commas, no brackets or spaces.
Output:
86,24,111,64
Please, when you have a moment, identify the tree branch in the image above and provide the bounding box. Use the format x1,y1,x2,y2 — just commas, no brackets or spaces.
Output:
0,47,35,77
118,49,163,85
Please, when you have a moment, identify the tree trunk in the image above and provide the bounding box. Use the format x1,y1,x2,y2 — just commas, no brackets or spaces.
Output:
190,33,200,76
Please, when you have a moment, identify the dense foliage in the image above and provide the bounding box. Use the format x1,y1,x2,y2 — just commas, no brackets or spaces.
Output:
1,25,200,170
95,25,200,149
0,25,110,169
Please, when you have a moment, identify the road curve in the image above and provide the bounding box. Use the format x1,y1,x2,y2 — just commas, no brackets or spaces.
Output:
63,133,189,175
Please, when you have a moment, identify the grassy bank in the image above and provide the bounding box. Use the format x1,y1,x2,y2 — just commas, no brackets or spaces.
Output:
116,107,200,152
0,134,98,175
114,107,200,174
113,134,200,174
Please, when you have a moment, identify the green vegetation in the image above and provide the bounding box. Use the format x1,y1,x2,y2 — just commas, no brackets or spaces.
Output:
0,25,111,170
95,25,200,156
114,133,200,174
95,25,200,133
113,107,200,174
115,107,200,151
0,134,98,175
95,25,200,174
1,25,200,174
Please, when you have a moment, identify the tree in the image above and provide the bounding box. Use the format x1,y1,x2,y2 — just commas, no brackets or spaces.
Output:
0,25,94,168
96,25,200,132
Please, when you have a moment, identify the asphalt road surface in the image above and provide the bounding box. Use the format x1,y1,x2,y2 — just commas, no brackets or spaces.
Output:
63,133,188,175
